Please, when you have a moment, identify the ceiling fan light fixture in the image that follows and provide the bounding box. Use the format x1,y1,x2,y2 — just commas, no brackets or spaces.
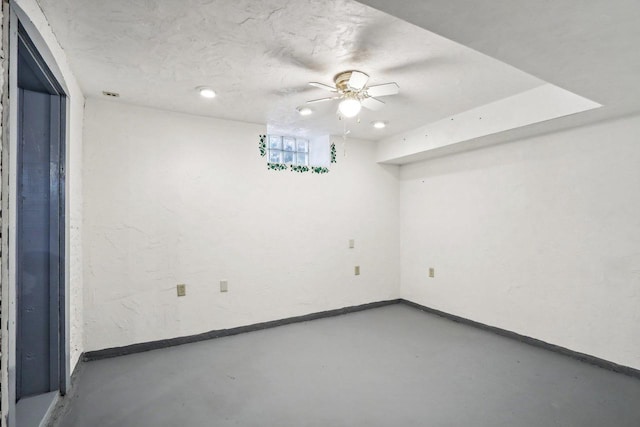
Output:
372,121,387,129
338,98,361,118
197,86,216,98
297,106,313,116
306,70,398,121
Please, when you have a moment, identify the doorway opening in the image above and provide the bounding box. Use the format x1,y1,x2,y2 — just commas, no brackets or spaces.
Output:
13,21,67,425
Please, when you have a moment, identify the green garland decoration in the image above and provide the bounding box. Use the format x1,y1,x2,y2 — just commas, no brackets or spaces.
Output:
290,165,309,173
259,135,267,157
330,143,337,164
267,163,288,171
311,166,330,174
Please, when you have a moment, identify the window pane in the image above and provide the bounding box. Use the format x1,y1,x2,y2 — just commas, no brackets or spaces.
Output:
296,152,308,166
283,136,296,151
296,139,309,152
269,150,282,163
283,151,295,164
269,135,282,150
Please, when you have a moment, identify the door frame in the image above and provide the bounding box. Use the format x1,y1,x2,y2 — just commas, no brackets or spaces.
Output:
4,3,71,425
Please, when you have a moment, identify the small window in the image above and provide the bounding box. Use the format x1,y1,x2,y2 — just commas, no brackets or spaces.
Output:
267,135,309,166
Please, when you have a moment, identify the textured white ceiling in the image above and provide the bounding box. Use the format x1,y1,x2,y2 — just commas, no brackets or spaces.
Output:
37,0,545,140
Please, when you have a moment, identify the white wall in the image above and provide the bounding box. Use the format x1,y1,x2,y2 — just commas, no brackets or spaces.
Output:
400,113,640,369
82,99,400,352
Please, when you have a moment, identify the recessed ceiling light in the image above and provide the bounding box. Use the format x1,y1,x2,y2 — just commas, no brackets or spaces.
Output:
197,86,216,98
372,121,387,129
297,107,313,116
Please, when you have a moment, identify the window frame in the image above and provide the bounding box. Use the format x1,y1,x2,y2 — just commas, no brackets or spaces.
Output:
267,135,309,166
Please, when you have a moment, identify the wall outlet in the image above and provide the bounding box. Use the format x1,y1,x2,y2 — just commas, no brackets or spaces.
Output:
429,268,435,278
354,266,360,276
349,239,355,249
177,284,186,297
220,280,228,293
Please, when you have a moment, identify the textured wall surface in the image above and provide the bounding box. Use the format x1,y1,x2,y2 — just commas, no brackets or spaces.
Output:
399,113,640,370
82,98,400,352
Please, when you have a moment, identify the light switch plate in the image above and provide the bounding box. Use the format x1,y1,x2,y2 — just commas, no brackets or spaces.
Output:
429,268,435,278
349,239,355,249
220,280,228,293
354,266,360,276
177,284,186,297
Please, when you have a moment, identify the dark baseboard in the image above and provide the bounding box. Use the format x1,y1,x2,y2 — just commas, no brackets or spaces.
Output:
82,297,639,380
83,299,402,361
399,299,640,379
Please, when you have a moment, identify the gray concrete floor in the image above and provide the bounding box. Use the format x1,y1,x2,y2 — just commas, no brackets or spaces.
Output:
56,304,640,426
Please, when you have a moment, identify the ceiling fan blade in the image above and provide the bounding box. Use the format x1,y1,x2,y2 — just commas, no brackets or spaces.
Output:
361,96,385,111
348,71,369,90
309,82,338,92
367,82,399,97
307,96,339,104
272,85,317,96
350,17,395,63
381,57,449,74
266,46,326,72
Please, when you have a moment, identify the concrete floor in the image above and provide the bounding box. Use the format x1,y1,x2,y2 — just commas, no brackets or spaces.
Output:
56,304,640,426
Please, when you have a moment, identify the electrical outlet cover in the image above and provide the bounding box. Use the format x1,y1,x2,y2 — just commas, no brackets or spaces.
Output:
177,284,186,296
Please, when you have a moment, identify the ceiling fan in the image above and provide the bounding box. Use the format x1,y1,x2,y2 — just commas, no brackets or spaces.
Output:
307,70,399,118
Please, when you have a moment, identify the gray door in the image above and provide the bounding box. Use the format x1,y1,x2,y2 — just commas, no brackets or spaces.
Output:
16,25,65,400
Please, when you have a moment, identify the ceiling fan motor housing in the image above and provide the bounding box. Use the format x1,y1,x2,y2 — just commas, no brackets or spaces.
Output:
334,70,369,93
305,70,396,112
